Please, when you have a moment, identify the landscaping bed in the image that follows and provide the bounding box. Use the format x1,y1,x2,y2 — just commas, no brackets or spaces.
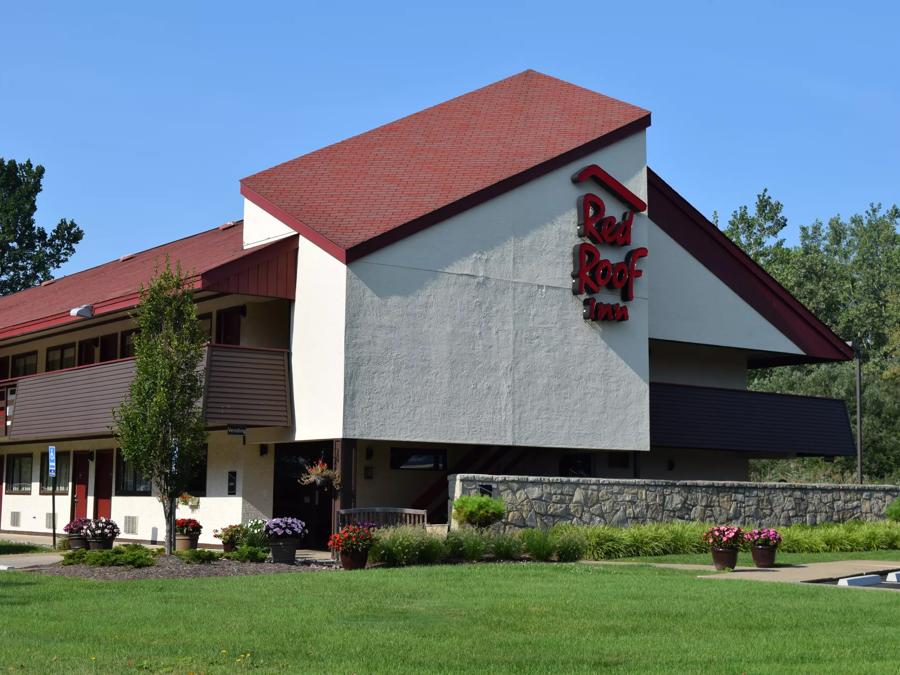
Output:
32,553,335,581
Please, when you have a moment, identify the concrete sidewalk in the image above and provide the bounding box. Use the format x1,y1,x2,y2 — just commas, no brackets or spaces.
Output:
701,559,900,584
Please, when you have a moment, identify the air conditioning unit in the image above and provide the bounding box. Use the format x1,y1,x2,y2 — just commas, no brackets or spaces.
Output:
124,516,138,535
10,511,21,527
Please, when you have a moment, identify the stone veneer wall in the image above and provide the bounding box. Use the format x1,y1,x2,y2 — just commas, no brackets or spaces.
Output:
449,474,900,528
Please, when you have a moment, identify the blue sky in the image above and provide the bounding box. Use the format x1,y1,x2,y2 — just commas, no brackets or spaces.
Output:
3,1,898,277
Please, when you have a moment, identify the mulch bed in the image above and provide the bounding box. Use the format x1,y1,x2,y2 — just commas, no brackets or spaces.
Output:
28,555,337,581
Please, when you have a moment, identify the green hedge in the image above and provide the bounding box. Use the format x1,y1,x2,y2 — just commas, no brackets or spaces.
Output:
369,520,900,567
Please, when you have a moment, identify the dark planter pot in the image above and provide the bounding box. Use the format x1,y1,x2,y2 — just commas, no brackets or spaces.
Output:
68,534,88,550
711,547,739,570
87,537,114,550
175,534,200,551
751,545,777,568
340,550,369,570
269,537,300,564
222,542,237,553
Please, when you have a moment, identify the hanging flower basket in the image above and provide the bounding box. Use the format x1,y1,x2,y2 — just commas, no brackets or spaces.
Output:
299,459,341,493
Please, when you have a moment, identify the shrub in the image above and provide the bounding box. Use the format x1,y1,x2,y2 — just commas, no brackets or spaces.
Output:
175,548,221,564
490,532,523,560
521,528,555,561
370,526,446,567
885,497,900,523
445,529,488,561
241,520,269,549
62,544,156,568
551,525,587,562
452,495,506,528
223,545,269,563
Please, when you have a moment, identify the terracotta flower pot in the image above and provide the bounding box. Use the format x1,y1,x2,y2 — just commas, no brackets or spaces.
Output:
87,537,114,550
269,537,300,564
751,545,777,568
68,534,88,550
711,547,739,570
175,533,199,551
340,550,369,570
222,542,237,553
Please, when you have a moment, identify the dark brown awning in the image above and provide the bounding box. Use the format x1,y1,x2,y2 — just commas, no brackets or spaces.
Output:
650,382,855,456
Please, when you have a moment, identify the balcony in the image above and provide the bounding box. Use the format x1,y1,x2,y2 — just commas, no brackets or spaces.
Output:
0,344,292,442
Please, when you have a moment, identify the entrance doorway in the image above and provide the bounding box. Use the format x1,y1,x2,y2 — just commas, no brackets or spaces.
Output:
272,442,333,549
71,452,91,520
94,450,114,519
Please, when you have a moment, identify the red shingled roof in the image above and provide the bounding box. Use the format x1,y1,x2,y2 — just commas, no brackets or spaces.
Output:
0,222,297,342
240,70,651,262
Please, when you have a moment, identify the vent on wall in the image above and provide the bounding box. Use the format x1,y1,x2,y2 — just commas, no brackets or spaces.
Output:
45,513,57,530
10,511,21,527
123,516,138,535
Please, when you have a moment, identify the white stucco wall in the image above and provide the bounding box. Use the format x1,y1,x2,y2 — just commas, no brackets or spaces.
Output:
646,224,803,355
342,133,651,450
291,235,346,440
242,198,295,249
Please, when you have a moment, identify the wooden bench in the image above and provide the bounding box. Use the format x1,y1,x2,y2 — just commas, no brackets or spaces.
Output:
337,507,428,528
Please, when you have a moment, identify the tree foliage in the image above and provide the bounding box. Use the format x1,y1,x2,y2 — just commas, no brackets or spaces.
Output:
725,193,900,482
113,261,207,552
0,158,83,295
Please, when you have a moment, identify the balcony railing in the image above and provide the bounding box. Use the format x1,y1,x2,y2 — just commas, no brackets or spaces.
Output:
1,344,291,442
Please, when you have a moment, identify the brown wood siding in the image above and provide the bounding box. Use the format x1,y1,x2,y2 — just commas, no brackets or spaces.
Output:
9,359,136,440
204,346,292,427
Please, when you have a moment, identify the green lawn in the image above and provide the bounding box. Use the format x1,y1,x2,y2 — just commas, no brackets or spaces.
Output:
0,540,48,555
3,562,900,673
619,549,900,566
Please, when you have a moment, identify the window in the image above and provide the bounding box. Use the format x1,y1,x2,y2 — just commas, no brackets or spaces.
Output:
99,333,119,362
11,352,37,378
40,451,70,494
197,313,213,341
186,447,208,496
390,448,447,471
0,356,9,381
215,306,244,345
560,453,592,478
120,330,139,358
77,338,99,366
46,343,76,372
5,454,33,493
115,449,151,495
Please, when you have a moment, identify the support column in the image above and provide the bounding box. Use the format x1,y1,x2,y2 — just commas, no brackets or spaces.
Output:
331,438,357,533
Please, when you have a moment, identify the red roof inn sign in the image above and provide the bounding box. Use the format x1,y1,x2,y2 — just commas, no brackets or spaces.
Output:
571,165,648,322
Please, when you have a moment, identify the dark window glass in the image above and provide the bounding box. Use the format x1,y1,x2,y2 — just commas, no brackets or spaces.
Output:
11,352,37,378
186,447,208,496
0,356,9,381
99,333,119,362
40,451,70,494
46,344,76,372
607,452,630,469
5,454,33,493
390,448,447,471
560,453,592,478
215,306,243,345
77,338,99,366
197,313,213,340
115,449,151,495
120,330,139,358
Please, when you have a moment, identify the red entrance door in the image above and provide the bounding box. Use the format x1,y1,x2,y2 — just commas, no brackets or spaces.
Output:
94,450,114,519
71,452,90,520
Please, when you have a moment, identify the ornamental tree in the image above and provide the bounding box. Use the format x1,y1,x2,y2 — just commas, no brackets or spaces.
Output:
113,261,207,553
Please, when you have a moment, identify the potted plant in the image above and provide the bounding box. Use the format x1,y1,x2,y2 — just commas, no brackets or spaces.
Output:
84,517,120,550
328,523,376,570
265,517,307,564
299,459,341,492
63,518,92,550
175,518,202,550
744,528,782,568
704,525,743,570
214,524,245,553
